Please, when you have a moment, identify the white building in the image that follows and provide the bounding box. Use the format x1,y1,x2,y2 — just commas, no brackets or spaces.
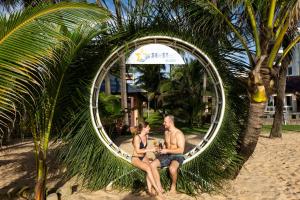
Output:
287,43,300,76
264,44,300,125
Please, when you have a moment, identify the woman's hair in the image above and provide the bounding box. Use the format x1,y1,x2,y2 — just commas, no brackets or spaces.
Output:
137,121,149,134
132,122,149,144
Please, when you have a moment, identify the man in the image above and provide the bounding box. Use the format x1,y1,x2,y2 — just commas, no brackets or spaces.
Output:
150,115,185,193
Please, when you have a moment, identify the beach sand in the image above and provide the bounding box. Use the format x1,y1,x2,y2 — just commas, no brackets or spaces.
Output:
1,132,300,200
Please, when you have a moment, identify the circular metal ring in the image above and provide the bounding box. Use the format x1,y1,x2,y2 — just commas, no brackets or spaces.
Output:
90,36,225,164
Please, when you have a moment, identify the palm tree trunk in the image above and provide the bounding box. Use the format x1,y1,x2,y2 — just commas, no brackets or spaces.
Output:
113,0,127,125
238,56,269,162
270,58,289,138
34,150,47,200
202,71,207,125
105,73,111,95
270,34,293,138
113,0,123,28
121,54,129,125
202,71,207,102
239,102,266,160
96,0,103,7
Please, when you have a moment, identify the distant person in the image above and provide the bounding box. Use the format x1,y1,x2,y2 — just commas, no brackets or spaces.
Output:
131,122,163,199
150,115,185,193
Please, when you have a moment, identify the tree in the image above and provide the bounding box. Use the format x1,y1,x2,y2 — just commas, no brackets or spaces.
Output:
158,61,208,127
189,0,300,164
270,34,295,138
269,56,289,138
135,64,166,111
98,92,123,138
58,0,247,194
0,3,109,199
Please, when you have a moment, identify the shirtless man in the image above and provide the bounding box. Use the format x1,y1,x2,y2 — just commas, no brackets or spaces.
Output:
150,115,185,193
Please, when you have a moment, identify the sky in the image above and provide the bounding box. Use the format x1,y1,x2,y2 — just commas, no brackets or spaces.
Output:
0,0,115,15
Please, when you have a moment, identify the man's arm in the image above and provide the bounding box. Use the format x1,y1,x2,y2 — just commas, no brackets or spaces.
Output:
164,131,169,149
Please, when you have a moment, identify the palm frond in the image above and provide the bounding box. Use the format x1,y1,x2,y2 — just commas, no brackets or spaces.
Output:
58,27,247,194
287,0,300,27
189,0,254,66
59,103,138,190
0,2,110,133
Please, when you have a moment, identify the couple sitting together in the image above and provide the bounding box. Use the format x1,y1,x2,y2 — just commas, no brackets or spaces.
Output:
131,115,185,199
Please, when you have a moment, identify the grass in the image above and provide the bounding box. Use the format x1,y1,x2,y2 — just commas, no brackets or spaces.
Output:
262,125,300,132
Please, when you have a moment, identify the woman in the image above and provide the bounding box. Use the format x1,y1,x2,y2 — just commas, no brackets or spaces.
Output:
131,122,163,199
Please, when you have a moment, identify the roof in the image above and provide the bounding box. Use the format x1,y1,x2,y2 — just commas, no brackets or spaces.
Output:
286,76,300,93
100,74,147,94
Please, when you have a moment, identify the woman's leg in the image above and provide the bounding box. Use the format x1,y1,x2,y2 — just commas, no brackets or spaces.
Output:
132,158,163,197
143,157,155,195
146,174,155,195
150,159,164,193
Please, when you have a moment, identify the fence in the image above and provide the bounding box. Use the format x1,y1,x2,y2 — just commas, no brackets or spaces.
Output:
263,112,300,125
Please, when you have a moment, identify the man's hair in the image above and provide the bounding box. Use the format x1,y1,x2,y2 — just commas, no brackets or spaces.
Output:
165,115,174,123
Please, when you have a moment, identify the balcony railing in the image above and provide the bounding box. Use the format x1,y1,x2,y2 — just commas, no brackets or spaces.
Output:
265,106,293,112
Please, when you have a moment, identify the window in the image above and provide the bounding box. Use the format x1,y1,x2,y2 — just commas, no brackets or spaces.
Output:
274,96,277,106
267,97,273,106
288,67,293,75
286,96,292,106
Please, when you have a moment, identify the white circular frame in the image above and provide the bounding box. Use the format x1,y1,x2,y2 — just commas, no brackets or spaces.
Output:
90,36,225,164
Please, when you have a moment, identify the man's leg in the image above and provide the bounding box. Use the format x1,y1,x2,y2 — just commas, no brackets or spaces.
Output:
169,160,180,193
150,159,164,193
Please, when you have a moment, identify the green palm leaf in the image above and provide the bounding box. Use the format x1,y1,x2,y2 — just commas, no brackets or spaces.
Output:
56,0,247,195
0,2,110,133
59,29,246,194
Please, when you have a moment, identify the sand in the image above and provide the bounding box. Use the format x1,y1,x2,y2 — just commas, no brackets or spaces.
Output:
1,132,300,200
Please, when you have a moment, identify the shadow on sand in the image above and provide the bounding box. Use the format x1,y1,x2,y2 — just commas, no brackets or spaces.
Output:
0,141,69,199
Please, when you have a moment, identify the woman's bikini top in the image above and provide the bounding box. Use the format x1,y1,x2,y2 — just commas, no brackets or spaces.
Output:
137,134,147,149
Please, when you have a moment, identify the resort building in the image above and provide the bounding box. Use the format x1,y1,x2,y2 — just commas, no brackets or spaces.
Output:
287,44,300,76
264,44,300,125
100,74,147,128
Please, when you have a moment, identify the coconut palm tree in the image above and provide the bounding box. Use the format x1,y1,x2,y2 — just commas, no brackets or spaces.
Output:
158,61,208,127
269,54,290,138
0,3,109,199
188,0,300,163
33,25,111,200
98,92,123,138
59,0,248,194
135,64,167,111
270,32,296,138
0,0,247,196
